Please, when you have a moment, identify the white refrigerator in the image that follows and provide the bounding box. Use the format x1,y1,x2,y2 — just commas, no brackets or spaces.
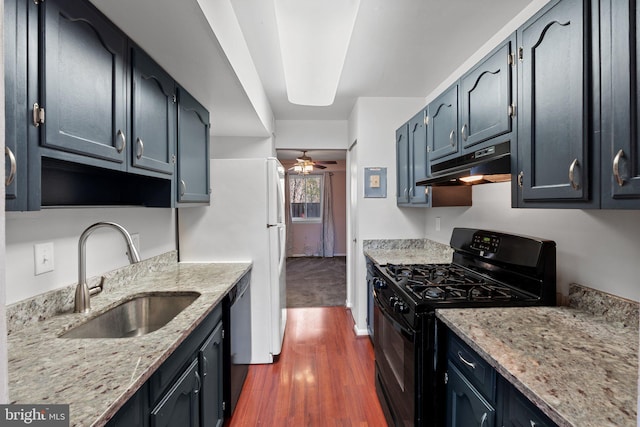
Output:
178,157,287,364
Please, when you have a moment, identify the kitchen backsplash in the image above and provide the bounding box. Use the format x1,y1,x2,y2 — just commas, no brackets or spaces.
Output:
569,283,639,327
5,251,177,335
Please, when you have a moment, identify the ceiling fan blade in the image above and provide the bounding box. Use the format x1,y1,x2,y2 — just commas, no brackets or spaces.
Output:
315,160,337,165
315,164,327,169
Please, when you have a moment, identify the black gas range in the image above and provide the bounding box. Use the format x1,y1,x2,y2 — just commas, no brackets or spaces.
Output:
372,228,556,426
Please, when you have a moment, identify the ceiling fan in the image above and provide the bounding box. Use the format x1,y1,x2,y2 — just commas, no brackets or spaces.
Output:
289,151,337,174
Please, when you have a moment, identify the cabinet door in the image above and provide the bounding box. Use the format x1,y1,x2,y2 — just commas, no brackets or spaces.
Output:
151,359,201,427
396,123,410,204
177,87,210,204
131,47,176,176
601,0,640,208
460,35,515,153
4,0,28,210
517,0,591,203
107,384,149,427
41,0,127,169
502,385,555,427
409,109,429,204
428,84,459,163
446,363,495,427
200,322,224,427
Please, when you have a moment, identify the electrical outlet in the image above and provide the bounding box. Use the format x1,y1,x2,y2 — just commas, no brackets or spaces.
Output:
435,217,441,231
34,242,55,275
131,233,140,253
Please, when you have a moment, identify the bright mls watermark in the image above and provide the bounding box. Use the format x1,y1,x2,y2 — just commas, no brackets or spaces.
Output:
0,405,69,427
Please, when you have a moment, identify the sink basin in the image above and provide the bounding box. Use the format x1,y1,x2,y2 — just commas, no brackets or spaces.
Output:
60,292,200,339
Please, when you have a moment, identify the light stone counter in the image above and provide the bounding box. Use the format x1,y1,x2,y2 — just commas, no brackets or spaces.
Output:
7,259,251,427
436,304,638,427
363,238,454,265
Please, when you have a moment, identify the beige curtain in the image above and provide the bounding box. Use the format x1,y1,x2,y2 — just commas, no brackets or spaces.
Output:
284,173,294,257
322,172,335,257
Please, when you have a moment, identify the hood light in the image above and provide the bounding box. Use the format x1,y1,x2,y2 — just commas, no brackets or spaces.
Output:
459,175,485,184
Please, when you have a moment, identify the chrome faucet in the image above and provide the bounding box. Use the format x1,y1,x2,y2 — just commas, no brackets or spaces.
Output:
74,222,141,313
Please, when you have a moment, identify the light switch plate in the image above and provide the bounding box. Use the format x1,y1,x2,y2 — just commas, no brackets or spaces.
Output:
34,242,55,275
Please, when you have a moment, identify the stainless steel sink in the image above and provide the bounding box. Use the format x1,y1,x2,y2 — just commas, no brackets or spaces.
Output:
60,292,200,339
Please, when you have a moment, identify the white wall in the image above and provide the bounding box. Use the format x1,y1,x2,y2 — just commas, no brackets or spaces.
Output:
275,120,349,150
5,208,175,305
211,135,274,159
348,97,431,332
423,183,640,302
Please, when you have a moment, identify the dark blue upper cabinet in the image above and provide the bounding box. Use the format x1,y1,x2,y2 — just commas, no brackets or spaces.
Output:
428,84,459,164
177,87,210,205
460,34,515,153
131,47,176,177
600,0,640,208
409,110,428,204
516,0,596,206
396,123,410,204
40,0,128,169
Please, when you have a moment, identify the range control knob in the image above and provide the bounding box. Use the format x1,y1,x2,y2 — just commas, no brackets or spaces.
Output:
374,278,387,289
393,300,409,314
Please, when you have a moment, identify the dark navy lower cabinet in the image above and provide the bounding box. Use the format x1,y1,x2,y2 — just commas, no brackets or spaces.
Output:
500,378,556,427
107,384,149,427
446,362,496,427
199,322,224,427
151,359,201,427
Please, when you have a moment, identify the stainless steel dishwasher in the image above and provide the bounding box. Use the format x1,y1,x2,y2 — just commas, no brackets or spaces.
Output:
224,272,252,417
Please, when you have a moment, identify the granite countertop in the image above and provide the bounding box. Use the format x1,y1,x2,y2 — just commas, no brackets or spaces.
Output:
363,238,454,265
7,261,251,427
437,306,638,427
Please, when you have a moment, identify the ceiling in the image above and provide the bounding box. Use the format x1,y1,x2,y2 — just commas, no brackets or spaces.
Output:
230,0,535,120
89,0,536,134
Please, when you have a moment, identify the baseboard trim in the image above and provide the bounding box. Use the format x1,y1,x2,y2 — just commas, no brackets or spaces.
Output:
353,324,369,336
290,253,347,257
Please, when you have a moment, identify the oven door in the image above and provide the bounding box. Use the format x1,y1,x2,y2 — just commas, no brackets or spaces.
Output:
373,290,416,426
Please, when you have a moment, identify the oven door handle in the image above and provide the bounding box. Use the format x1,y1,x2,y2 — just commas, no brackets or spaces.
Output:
374,294,414,337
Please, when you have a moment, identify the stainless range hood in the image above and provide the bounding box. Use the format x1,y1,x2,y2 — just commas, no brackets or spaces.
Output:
416,141,511,186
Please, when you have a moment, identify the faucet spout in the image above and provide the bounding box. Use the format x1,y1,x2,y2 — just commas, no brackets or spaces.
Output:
74,222,141,313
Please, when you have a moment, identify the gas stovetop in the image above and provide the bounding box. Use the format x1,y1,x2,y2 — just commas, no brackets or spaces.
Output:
385,263,529,303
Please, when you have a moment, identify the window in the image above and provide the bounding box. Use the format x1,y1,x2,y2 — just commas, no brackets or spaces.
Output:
289,174,323,222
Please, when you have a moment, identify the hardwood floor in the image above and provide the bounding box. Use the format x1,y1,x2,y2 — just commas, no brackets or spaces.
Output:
228,307,387,426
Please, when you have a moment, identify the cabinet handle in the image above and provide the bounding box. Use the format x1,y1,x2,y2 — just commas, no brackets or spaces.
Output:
529,420,538,427
136,138,144,159
449,130,456,147
613,149,625,187
518,171,524,188
5,147,17,187
480,412,488,427
180,179,187,196
461,124,468,141
194,371,201,394
116,130,126,153
568,158,580,190
457,351,476,370
202,355,208,377
409,186,413,196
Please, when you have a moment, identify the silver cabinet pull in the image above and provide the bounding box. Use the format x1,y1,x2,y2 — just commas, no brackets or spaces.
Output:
180,179,187,196
194,371,201,394
5,146,17,186
480,412,488,427
569,158,580,190
529,420,537,427
518,171,524,188
116,130,126,153
613,149,625,187
202,355,208,377
449,130,456,147
409,186,413,196
457,351,476,370
461,124,468,141
136,137,144,159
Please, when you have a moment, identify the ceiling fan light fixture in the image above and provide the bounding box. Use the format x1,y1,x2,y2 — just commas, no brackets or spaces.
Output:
274,0,361,106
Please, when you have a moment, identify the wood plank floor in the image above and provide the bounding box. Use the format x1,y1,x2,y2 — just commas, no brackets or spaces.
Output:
227,307,388,426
